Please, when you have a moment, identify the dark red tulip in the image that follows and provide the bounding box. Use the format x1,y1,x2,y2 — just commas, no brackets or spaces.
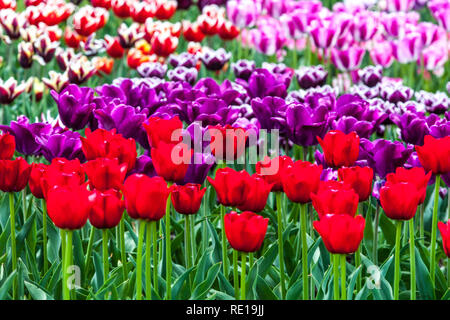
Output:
154,0,176,20
218,21,240,40
171,183,206,215
105,36,125,59
208,124,247,161
83,158,127,191
314,214,365,254
0,157,31,192
318,130,360,168
438,220,450,258
28,163,48,199
415,135,450,175
46,183,95,229
255,155,293,192
380,182,422,220
151,31,178,57
224,211,269,253
281,160,322,204
207,167,250,207
64,27,81,49
0,132,15,160
385,167,431,204
311,181,359,219
89,189,125,229
183,22,205,42
130,1,156,23
112,0,132,18
151,141,192,182
81,128,137,172
338,166,374,202
40,158,85,198
237,174,273,213
142,116,183,148
123,174,171,221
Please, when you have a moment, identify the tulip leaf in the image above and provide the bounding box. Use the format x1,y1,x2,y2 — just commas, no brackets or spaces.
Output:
217,272,235,298
172,266,195,300
257,243,277,278
255,276,278,300
16,212,36,256
378,213,396,246
286,279,302,300
0,270,17,300
24,280,54,300
191,262,221,299
415,247,434,300
347,265,362,300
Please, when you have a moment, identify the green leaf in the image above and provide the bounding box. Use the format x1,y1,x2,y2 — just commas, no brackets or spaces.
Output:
415,247,434,300
172,266,195,300
378,213,396,246
24,280,54,300
191,262,221,299
347,265,362,300
0,270,17,300
255,276,278,300
257,243,277,278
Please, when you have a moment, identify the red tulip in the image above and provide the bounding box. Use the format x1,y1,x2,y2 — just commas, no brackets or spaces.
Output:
155,0,176,20
40,158,85,198
105,36,125,59
438,220,450,258
197,13,219,36
385,167,431,204
81,128,137,172
415,135,450,175
47,183,95,229
207,167,250,207
218,21,240,40
183,22,205,42
89,189,125,229
281,160,322,204
224,211,269,253
0,132,15,160
142,116,183,148
130,1,156,23
255,155,293,192
171,183,206,215
311,181,359,219
151,141,192,182
338,166,374,202
318,130,360,168
28,163,48,199
314,214,365,254
0,157,31,192
64,27,81,49
237,174,273,213
380,182,422,220
151,31,178,57
83,158,127,191
112,0,132,18
91,0,111,9
208,124,247,161
123,174,171,221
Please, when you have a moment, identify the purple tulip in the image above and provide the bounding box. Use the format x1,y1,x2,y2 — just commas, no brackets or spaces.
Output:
390,112,440,145
379,82,414,104
232,59,256,81
167,67,198,84
358,65,383,87
168,52,198,69
331,46,365,71
359,138,413,178
50,84,96,130
226,0,259,28
251,96,287,132
137,62,167,78
239,68,288,99
198,48,231,71
178,152,215,185
127,154,156,178
36,130,85,162
285,103,334,147
415,90,449,114
295,65,328,89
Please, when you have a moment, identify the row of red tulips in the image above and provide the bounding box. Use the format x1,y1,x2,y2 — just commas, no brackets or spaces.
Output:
0,116,449,299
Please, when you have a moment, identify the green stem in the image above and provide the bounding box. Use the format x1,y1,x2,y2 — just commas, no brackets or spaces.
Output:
221,205,229,278
60,229,66,300
63,230,72,300
355,246,361,292
430,175,440,288
146,222,152,300
165,189,172,300
119,217,127,281
84,226,95,286
241,252,247,300
409,219,416,300
373,203,380,265
276,192,286,299
102,230,109,283
185,215,192,283
394,221,402,300
333,254,339,300
152,221,158,292
340,255,347,300
42,199,48,274
9,193,16,299
300,203,309,300
420,203,425,243
136,220,146,300
249,253,254,268
233,250,239,299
